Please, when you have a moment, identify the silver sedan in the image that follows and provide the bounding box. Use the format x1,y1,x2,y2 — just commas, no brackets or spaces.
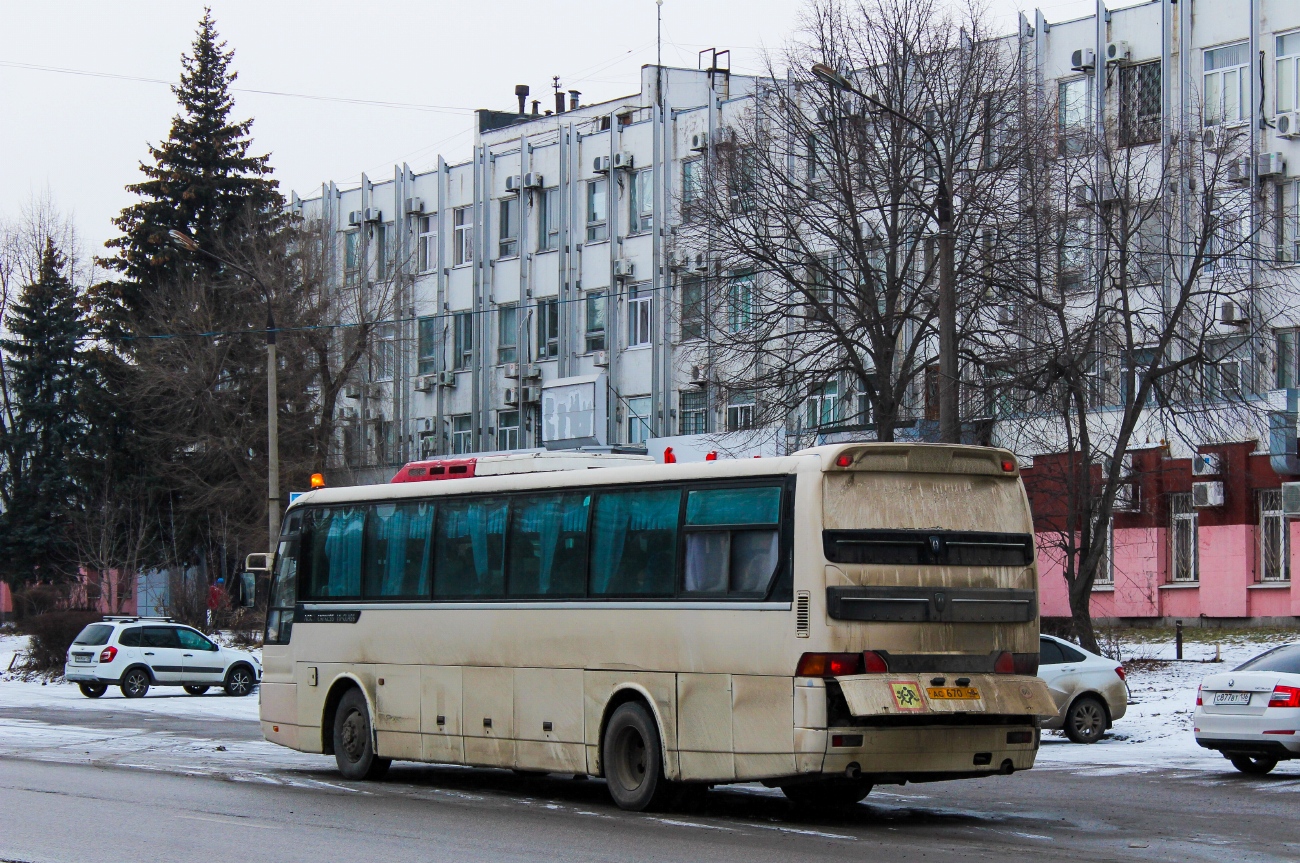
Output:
1194,643,1300,774
1037,634,1129,743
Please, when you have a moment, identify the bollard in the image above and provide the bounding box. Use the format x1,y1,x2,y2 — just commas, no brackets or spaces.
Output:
1175,620,1183,660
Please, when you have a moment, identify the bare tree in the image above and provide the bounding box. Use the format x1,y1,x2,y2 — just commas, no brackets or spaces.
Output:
680,0,1030,446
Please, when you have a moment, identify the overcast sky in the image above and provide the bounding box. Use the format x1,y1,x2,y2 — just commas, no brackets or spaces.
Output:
1,0,1100,259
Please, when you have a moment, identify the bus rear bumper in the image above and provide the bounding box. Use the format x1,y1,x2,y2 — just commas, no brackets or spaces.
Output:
817,723,1040,778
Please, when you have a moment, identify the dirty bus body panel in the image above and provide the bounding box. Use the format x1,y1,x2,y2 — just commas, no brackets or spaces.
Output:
257,443,1051,809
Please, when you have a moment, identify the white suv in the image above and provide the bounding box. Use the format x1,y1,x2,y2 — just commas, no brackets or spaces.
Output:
65,617,261,699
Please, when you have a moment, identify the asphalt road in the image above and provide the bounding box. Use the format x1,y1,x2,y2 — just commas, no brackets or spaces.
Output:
1,703,1298,863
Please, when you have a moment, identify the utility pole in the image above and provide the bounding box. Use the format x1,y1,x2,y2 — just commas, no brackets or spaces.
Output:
811,63,960,443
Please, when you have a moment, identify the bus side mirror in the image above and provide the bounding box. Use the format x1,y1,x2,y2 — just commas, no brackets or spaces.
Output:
239,572,257,609
245,552,275,573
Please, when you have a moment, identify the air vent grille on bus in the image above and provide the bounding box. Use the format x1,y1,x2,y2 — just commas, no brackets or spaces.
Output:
796,591,810,638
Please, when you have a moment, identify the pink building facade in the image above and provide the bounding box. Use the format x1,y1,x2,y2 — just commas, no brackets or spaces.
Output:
1028,442,1300,624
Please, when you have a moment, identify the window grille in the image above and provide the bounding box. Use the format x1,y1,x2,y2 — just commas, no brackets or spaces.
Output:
1119,61,1161,146
1259,489,1289,582
1170,492,1198,582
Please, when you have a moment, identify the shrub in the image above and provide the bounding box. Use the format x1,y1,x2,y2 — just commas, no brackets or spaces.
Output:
17,610,105,673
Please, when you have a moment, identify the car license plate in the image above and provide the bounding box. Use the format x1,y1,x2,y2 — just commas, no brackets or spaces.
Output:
926,686,981,700
1212,692,1252,705
73,655,91,664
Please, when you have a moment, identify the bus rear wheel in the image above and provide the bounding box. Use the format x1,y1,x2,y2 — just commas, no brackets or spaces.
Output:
781,778,873,808
603,701,671,811
332,689,391,781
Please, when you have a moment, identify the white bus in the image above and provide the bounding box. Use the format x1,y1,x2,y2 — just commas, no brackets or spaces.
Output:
257,443,1054,810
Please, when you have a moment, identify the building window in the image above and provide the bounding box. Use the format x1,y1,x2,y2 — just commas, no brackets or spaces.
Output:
808,132,832,184
726,273,755,333
807,380,840,429
679,389,706,435
497,410,520,451
372,322,397,382
627,285,651,347
453,206,472,265
497,304,517,364
498,197,519,258
344,230,360,285
585,292,606,352
1260,489,1289,582
1058,77,1090,155
374,223,390,281
418,316,438,375
1275,180,1299,264
1119,61,1161,146
453,311,474,370
1278,32,1300,113
626,396,652,444
1128,214,1164,286
679,275,704,340
1095,517,1115,585
418,215,437,272
1058,216,1089,293
451,415,473,454
1170,492,1198,583
1204,42,1249,126
587,179,608,242
630,169,654,233
538,188,560,251
537,298,559,359
729,148,756,213
682,159,701,214
727,389,755,431
1277,329,1299,389
1206,339,1244,399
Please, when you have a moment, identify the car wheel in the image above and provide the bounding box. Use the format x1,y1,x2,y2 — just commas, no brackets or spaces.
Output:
78,683,107,699
332,688,391,781
183,685,210,696
223,665,255,697
781,778,873,808
120,668,150,699
1229,755,1278,775
1064,695,1107,744
602,701,672,811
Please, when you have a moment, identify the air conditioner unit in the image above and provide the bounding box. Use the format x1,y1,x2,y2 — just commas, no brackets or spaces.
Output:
504,386,519,406
593,155,611,174
1220,299,1247,325
344,383,361,398
1192,452,1223,476
613,259,635,279
521,385,542,403
522,172,544,189
1202,126,1221,150
404,197,424,214
522,363,542,380
1282,481,1300,516
689,364,709,385
613,151,635,170
691,252,710,272
1070,48,1096,72
1278,112,1300,140
1099,180,1122,204
1257,152,1286,178
338,406,359,421
502,362,520,378
690,132,709,152
1072,184,1096,206
347,210,363,226
504,175,523,193
364,408,380,421
1105,41,1130,65
591,350,609,367
1227,155,1252,184
1192,480,1225,508
996,306,1016,325
437,370,458,387
1113,482,1139,512
364,207,383,223
414,374,435,393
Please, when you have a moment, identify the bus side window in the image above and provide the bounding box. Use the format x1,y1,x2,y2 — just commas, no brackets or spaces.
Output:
363,501,434,598
304,506,364,599
433,497,508,598
590,488,680,596
507,492,589,597
683,486,782,596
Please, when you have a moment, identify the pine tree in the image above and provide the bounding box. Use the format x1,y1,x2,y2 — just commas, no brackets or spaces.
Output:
0,239,88,584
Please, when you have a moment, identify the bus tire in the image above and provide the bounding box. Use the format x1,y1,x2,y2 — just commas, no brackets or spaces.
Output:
602,701,671,812
332,688,391,781
781,778,873,808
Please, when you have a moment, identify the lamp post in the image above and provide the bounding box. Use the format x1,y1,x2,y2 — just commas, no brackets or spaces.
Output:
810,63,960,444
168,229,281,549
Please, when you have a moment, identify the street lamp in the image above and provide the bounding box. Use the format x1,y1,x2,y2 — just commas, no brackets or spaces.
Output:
810,63,960,444
168,229,281,549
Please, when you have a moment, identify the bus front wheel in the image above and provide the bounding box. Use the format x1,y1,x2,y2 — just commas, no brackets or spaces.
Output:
332,688,391,781
602,701,671,811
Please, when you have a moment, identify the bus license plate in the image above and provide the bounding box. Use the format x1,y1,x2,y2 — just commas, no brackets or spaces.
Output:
1212,692,1252,705
926,686,980,700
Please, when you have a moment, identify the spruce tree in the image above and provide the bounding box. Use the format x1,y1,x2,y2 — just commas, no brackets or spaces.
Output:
0,239,88,585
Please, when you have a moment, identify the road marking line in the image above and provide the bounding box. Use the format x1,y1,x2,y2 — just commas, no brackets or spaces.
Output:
176,813,280,830
754,824,855,840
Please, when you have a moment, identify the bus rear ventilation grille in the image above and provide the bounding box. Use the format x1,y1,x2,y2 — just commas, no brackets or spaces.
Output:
796,591,810,638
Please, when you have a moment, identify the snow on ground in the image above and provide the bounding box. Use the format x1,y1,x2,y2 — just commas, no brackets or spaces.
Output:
2,627,1298,781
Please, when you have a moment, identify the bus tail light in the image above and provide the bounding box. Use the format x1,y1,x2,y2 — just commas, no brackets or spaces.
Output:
796,653,865,677
1001,459,1016,472
993,651,1015,674
1269,685,1300,708
835,454,853,467
99,646,117,663
862,651,889,673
